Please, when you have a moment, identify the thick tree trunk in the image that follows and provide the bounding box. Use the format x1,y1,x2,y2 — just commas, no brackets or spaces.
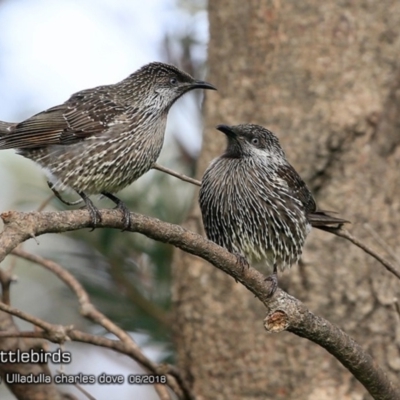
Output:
173,1,400,399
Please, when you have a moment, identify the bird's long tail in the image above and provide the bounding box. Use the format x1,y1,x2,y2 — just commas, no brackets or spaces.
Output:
0,121,16,149
308,210,350,231
0,121,13,134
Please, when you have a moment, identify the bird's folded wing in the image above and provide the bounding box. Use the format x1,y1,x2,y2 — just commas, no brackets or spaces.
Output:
275,163,317,214
0,90,126,150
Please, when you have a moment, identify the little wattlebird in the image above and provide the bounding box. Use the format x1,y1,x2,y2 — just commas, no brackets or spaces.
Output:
0,62,216,229
199,124,348,296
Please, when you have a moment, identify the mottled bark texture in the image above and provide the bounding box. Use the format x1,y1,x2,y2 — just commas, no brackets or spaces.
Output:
172,1,400,399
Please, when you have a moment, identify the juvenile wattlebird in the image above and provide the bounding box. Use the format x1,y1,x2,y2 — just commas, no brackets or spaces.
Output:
0,62,216,228
199,124,348,296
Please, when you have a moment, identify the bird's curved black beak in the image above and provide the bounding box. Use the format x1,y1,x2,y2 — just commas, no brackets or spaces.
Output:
191,80,217,90
216,124,236,138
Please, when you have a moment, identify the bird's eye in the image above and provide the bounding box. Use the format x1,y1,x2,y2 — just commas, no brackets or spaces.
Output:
169,77,178,85
251,137,260,146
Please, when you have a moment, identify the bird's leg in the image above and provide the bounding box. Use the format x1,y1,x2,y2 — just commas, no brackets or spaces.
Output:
233,252,250,271
47,181,83,206
101,192,131,231
48,182,100,229
264,263,278,298
77,191,102,230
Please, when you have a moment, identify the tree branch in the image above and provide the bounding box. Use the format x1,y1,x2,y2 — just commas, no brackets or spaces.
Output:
0,268,74,400
8,249,192,400
1,209,399,399
11,249,136,347
321,226,400,280
152,163,201,186
264,291,398,400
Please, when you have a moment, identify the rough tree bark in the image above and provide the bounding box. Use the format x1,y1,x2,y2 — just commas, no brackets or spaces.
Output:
172,1,400,399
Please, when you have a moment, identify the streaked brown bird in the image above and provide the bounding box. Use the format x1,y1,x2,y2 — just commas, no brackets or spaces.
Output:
0,62,216,228
199,124,348,295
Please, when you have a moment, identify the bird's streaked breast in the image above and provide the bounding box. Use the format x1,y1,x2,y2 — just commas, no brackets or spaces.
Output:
199,156,310,271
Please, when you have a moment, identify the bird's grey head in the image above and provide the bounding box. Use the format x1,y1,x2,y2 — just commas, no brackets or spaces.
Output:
123,62,216,110
216,123,287,161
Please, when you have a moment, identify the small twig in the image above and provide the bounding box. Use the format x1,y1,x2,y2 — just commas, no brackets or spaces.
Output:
72,382,97,400
5,245,19,276
56,369,96,400
0,268,13,305
12,249,90,305
154,384,172,400
320,226,400,280
163,364,194,398
37,194,55,212
393,298,400,321
12,249,137,348
0,301,72,343
153,163,201,186
0,330,48,338
364,223,400,265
